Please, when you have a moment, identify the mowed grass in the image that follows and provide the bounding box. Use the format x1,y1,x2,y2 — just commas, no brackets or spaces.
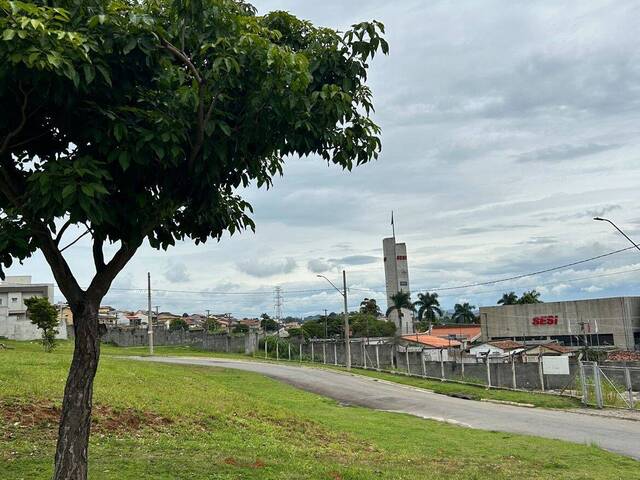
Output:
104,343,582,409
0,340,638,479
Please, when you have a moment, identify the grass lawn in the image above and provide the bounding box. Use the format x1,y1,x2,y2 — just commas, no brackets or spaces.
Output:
103,343,582,409
1,340,638,479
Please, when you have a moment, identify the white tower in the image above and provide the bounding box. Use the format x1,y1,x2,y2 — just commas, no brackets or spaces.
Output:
383,237,413,335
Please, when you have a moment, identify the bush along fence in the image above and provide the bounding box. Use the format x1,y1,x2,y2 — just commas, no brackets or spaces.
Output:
259,337,640,410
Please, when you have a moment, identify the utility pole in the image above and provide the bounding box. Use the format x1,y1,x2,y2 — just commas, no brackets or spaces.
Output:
343,269,351,370
147,272,154,355
324,309,328,339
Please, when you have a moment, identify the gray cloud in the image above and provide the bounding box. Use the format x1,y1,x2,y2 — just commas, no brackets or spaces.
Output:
516,143,621,163
164,262,190,283
307,259,331,273
237,257,297,278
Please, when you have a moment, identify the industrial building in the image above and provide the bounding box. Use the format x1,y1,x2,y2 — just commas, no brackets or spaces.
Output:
383,237,414,334
479,296,640,351
0,276,67,341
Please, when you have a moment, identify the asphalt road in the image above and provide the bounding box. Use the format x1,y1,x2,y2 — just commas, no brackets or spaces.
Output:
130,356,640,460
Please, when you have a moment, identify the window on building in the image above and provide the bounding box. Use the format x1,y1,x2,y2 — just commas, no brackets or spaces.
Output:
11,297,18,303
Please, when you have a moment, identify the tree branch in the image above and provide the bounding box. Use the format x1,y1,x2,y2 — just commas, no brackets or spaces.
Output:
0,83,30,158
161,39,202,83
160,38,211,166
92,235,105,273
54,219,73,246
59,229,91,253
86,241,141,303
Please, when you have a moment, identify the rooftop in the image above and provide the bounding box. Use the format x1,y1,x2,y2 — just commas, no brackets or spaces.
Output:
401,334,461,348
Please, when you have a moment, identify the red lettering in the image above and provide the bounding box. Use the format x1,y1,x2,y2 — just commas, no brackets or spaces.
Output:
531,315,559,326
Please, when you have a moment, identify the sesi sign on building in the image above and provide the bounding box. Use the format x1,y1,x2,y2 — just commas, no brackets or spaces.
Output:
531,315,559,326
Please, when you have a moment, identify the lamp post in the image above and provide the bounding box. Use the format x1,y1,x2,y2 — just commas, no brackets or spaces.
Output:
317,271,351,370
594,217,640,253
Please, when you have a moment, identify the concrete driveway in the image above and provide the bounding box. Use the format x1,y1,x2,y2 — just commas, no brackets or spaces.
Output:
128,356,640,460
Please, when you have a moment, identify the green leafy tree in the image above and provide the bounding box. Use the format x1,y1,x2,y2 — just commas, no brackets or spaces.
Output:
0,1,386,476
518,290,543,304
359,297,380,316
232,323,249,334
412,292,442,330
202,317,221,332
498,292,518,305
386,291,414,333
260,314,278,333
350,312,396,337
169,318,189,332
303,315,343,338
452,303,477,324
24,296,59,351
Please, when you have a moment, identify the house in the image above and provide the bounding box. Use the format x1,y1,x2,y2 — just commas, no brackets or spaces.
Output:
0,276,67,341
98,306,118,326
400,334,462,361
430,324,481,345
521,342,574,363
469,340,526,360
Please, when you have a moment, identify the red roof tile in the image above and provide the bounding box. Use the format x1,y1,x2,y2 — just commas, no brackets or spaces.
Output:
401,334,461,348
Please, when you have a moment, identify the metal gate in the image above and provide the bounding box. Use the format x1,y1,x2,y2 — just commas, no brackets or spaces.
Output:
579,361,637,409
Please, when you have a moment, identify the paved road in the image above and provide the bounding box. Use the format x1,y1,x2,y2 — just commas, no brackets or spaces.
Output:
130,356,640,460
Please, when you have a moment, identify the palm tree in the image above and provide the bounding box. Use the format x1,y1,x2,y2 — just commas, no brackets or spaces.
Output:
452,302,477,324
412,292,442,330
518,290,542,304
386,291,415,333
497,292,518,305
359,298,381,316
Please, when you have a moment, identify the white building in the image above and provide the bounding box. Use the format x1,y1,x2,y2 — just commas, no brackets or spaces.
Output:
383,237,414,335
0,276,67,341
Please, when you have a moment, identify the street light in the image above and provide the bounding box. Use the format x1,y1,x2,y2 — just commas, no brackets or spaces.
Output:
593,217,640,253
317,270,351,370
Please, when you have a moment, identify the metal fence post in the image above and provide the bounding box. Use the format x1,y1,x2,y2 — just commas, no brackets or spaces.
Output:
391,344,395,370
265,337,268,359
579,362,588,405
311,342,314,363
440,349,445,381
511,355,517,390
486,359,491,388
299,343,302,363
333,342,338,365
421,351,426,377
461,356,465,379
624,367,634,409
593,363,604,409
276,338,279,361
363,342,367,369
405,349,410,374
323,343,326,364
538,354,545,392
288,343,291,361
375,344,380,370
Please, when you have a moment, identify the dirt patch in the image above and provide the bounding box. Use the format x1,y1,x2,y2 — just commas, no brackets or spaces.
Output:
0,398,172,437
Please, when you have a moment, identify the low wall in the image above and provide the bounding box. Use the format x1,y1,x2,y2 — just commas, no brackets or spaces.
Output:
101,327,261,354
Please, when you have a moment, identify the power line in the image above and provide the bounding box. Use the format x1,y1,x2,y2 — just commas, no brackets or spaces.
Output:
351,245,637,293
51,245,638,300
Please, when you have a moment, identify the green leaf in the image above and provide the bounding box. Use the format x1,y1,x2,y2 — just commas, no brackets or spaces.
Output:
83,65,95,84
62,185,75,198
123,38,137,55
96,64,112,86
81,184,94,197
118,151,130,171
218,122,231,136
2,29,15,41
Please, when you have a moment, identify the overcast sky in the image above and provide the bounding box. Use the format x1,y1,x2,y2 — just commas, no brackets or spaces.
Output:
6,0,640,317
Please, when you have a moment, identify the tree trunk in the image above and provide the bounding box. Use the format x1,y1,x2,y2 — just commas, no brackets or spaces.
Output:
53,300,100,480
